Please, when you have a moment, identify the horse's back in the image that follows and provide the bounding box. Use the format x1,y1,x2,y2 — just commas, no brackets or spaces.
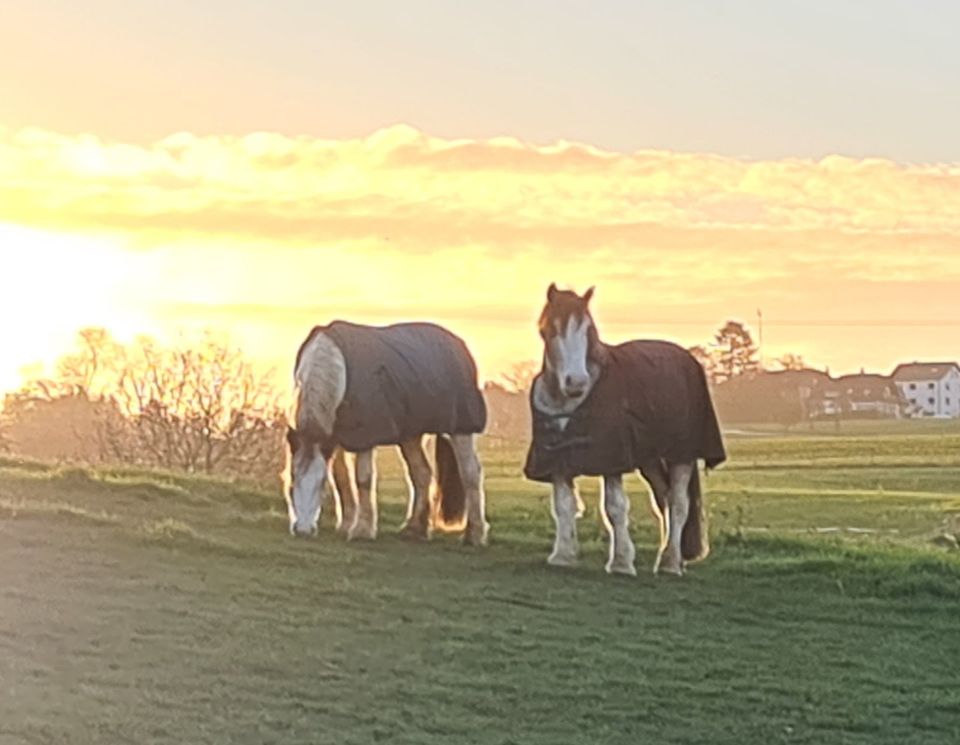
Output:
607,339,704,384
320,320,486,451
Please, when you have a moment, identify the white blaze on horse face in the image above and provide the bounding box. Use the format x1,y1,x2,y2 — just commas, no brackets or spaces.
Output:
289,443,327,536
548,315,592,399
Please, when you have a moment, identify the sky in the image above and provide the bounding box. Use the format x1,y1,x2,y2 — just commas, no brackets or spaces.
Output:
2,1,959,392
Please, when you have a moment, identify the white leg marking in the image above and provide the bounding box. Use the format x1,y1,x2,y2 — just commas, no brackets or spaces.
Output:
602,475,636,576
657,462,693,576
347,449,378,541
399,436,433,540
547,477,579,567
450,433,488,546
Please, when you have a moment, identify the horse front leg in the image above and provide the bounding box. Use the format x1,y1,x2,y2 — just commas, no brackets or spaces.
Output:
330,447,356,536
601,474,636,576
547,476,579,567
398,435,432,541
347,448,378,541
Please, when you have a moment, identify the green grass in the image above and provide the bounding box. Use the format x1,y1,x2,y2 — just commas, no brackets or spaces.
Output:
1,435,959,745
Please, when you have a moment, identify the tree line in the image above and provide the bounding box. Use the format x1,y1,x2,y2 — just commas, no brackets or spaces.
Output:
1,328,286,482
1,319,806,477
492,319,804,393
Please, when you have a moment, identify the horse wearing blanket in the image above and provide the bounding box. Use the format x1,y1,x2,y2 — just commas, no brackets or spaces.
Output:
524,285,726,576
285,321,489,546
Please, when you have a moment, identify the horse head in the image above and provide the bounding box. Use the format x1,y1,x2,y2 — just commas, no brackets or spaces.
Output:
283,425,332,537
538,283,604,401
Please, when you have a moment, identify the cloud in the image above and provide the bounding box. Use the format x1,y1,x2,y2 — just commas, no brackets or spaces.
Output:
3,124,960,383
4,124,960,247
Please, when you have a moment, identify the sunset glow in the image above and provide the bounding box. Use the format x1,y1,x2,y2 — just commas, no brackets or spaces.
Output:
2,122,960,392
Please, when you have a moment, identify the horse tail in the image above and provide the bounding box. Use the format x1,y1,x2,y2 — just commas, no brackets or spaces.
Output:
681,464,710,562
434,434,466,528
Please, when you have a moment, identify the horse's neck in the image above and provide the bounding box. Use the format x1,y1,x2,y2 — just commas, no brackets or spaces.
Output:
293,332,347,436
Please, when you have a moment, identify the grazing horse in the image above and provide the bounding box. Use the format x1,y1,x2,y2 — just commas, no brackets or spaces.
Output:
284,320,489,546
524,285,726,576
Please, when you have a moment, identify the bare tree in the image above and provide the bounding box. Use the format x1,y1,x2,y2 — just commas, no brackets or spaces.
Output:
499,359,539,393
56,327,125,396
9,328,285,481
101,333,284,476
775,353,807,371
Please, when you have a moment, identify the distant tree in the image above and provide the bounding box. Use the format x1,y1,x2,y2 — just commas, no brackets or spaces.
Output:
56,327,125,395
499,359,539,393
1,387,121,462
713,321,760,383
775,353,807,371
688,345,719,384
482,380,531,443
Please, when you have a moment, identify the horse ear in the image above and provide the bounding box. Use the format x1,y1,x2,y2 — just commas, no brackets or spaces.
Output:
583,286,595,304
547,282,559,302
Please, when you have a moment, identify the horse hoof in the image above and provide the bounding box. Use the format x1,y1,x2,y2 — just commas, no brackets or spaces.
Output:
398,523,429,542
462,524,489,547
655,563,684,577
606,561,637,577
547,552,578,568
347,523,377,541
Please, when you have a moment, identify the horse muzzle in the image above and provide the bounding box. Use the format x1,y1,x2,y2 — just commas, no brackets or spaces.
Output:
290,522,318,538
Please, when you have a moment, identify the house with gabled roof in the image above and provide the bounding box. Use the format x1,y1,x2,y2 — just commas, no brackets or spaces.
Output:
891,362,960,418
832,372,905,419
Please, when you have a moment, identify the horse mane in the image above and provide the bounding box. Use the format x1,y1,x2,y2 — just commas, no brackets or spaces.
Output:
291,327,346,441
294,325,326,374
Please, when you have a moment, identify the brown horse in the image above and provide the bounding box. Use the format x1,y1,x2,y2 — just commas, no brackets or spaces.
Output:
284,321,489,546
524,285,726,575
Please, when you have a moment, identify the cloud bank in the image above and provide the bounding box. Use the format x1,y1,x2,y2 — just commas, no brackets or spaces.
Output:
2,124,959,382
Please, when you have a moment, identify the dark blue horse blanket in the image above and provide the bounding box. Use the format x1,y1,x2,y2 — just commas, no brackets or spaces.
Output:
297,321,487,452
523,340,726,482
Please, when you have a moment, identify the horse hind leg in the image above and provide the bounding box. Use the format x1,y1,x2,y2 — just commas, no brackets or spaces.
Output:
449,433,488,546
398,435,432,541
639,459,670,574
601,474,636,576
547,476,579,567
655,461,694,576
347,448,378,541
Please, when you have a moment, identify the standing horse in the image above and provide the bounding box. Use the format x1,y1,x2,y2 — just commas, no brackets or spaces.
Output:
524,285,726,576
285,320,489,546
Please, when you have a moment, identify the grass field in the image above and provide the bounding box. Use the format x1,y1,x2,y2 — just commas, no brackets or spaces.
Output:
2,428,959,744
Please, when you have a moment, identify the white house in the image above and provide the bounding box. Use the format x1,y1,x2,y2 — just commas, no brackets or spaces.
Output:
891,362,960,418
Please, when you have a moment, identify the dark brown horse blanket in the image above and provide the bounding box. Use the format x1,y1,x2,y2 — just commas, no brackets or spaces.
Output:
523,340,726,482
299,321,487,452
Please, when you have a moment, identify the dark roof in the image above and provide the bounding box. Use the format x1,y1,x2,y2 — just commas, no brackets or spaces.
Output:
891,362,960,382
835,373,895,386
761,368,831,385
832,373,901,402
